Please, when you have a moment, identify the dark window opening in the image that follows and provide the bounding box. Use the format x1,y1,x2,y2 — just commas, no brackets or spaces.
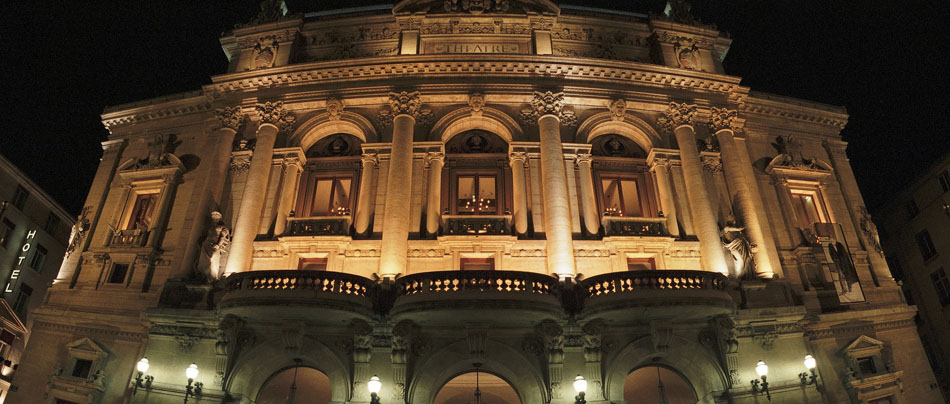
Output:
0,219,14,248
126,193,158,230
297,258,328,271
906,200,920,219
916,230,938,261
460,257,495,270
71,359,93,378
931,268,950,306
857,356,877,376
627,258,656,271
108,264,130,284
12,186,29,210
30,245,48,271
44,213,60,234
939,170,950,192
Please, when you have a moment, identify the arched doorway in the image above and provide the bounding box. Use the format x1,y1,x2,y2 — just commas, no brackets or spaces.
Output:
434,370,521,404
624,365,697,404
257,366,332,404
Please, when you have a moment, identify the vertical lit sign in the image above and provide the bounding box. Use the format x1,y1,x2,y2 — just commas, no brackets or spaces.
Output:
4,229,35,293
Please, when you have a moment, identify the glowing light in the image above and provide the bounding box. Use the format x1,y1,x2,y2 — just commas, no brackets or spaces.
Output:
573,375,587,393
186,363,199,380
368,375,382,394
804,354,816,370
755,361,768,378
137,357,150,373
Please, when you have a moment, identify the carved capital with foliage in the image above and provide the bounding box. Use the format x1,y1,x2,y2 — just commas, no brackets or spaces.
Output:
521,91,577,126
656,102,697,133
216,106,246,131
256,101,295,133
707,107,739,133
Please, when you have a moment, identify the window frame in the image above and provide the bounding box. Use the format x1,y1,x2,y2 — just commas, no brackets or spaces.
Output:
916,229,938,261
443,156,512,216
454,172,500,215
45,213,60,234
29,244,47,272
788,188,831,227
12,185,29,210
295,158,362,219
0,218,14,248
931,268,950,306
591,158,658,219
938,170,950,192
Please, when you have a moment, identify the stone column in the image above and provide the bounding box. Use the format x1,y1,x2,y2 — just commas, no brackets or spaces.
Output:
709,108,779,279
658,103,729,275
273,156,302,236
509,151,529,235
649,157,680,237
824,141,893,284
424,152,444,237
575,154,600,236
225,102,294,275
527,91,577,278
354,153,378,235
380,91,424,278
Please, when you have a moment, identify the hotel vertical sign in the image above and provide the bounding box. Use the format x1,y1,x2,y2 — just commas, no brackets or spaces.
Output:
4,229,35,293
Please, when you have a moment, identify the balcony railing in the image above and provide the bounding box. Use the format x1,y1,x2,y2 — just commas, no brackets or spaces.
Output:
110,228,148,246
442,215,511,235
286,216,351,236
601,216,666,237
396,270,557,296
583,270,726,296
225,269,372,297
579,270,732,321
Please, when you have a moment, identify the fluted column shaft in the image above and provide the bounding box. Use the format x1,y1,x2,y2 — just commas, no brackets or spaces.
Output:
538,114,576,278
354,154,378,235
576,154,600,235
380,114,415,277
675,125,729,275
716,129,777,278
226,124,279,275
425,152,444,236
273,158,302,236
650,159,680,237
509,152,529,235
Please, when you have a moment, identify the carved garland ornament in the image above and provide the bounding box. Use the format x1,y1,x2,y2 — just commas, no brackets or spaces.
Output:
255,101,296,133
520,91,577,126
656,102,697,134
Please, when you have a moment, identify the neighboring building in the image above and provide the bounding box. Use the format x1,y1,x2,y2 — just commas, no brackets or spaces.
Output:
11,1,943,403
0,153,74,402
877,153,950,398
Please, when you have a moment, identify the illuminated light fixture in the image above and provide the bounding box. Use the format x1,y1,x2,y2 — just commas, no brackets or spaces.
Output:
184,363,202,403
573,375,587,404
799,354,820,391
287,358,301,404
133,357,153,395
368,375,382,404
750,360,770,401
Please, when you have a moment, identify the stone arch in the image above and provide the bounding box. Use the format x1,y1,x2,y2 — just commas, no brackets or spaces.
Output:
429,106,523,144
291,111,378,152
227,336,350,403
409,340,546,404
604,335,728,404
257,366,332,404
575,112,662,152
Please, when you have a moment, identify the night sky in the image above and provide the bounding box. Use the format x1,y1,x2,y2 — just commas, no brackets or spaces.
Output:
2,0,947,216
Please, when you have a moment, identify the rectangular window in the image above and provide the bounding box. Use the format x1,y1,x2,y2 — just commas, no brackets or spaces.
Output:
0,218,14,248
12,185,29,210
30,244,47,272
310,177,352,216
939,170,950,192
44,213,60,234
12,283,32,317
71,359,93,378
460,257,495,270
126,193,158,230
108,263,130,284
297,258,328,271
601,178,642,217
916,229,938,261
931,268,950,306
790,190,829,226
627,258,656,271
857,356,877,375
456,174,497,215
906,199,920,219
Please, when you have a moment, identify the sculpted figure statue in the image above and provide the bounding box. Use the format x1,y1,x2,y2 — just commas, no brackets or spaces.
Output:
721,217,755,278
204,211,231,280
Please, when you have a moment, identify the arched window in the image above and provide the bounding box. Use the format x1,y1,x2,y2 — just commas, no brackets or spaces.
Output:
624,365,696,404
295,134,363,218
590,135,657,219
434,371,520,404
257,366,332,404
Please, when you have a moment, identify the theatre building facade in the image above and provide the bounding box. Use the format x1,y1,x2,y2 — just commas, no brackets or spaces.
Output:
12,1,942,403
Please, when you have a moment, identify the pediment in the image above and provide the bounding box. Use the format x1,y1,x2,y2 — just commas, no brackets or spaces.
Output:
843,335,884,355
67,337,108,355
393,0,559,15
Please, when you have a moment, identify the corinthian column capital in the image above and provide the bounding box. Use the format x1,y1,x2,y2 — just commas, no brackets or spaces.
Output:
575,153,593,166
378,91,431,126
707,107,740,133
508,151,528,166
361,153,379,167
656,102,697,134
255,101,296,133
216,106,246,131
424,151,445,167
520,91,577,126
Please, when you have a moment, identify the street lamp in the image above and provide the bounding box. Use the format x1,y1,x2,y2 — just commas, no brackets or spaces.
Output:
368,375,382,404
184,363,202,403
573,375,587,404
799,354,820,390
750,360,770,401
132,357,153,395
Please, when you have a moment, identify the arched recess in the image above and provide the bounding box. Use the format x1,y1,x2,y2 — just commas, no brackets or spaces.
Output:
257,366,332,404
429,106,523,144
624,365,697,404
409,340,546,404
434,371,521,404
291,111,378,152
604,335,728,404
227,336,350,403
575,112,661,152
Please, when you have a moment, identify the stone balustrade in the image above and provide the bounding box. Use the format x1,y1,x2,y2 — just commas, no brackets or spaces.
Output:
396,270,556,296
579,270,733,321
110,228,148,247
